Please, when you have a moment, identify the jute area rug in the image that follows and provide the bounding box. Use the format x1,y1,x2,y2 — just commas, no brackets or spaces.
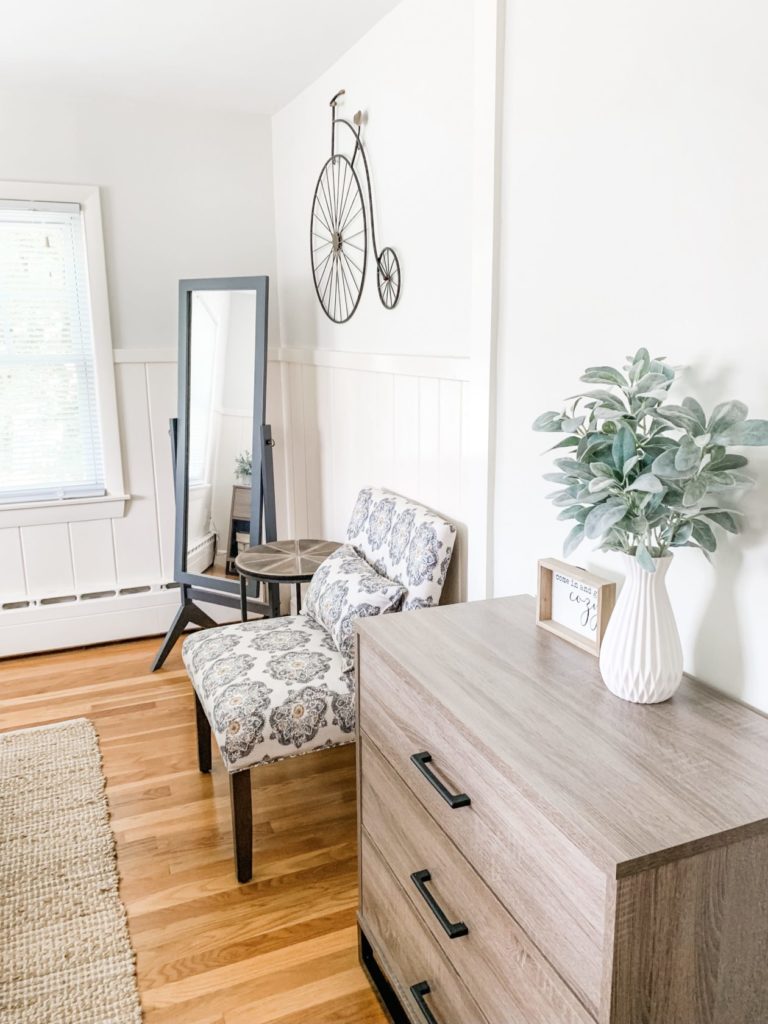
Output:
0,718,142,1023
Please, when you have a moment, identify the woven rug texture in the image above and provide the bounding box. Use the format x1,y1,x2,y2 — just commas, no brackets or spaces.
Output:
0,718,142,1023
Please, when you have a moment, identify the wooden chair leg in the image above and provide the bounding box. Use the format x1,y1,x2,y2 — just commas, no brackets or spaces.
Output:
194,692,212,773
229,769,253,883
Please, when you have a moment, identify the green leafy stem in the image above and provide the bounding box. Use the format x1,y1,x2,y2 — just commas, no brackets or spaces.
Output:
533,348,768,572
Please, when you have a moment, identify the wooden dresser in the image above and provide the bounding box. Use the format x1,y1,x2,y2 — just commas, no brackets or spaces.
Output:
355,595,768,1024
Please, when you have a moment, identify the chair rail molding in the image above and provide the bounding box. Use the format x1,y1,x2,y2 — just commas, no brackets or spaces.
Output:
272,347,471,382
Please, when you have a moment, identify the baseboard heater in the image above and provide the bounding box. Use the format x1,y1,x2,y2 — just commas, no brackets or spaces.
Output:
1,582,180,612
186,532,217,575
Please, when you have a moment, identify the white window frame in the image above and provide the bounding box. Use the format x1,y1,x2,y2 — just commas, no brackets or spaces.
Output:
0,180,127,527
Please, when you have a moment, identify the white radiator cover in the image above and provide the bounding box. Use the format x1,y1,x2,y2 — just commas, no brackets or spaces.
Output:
186,532,217,575
0,585,240,657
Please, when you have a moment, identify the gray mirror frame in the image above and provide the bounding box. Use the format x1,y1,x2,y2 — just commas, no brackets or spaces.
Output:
173,275,269,595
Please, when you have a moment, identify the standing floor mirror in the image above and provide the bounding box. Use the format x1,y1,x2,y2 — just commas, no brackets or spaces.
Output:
152,276,278,670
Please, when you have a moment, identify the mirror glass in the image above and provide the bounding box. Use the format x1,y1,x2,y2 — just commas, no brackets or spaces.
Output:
185,289,257,579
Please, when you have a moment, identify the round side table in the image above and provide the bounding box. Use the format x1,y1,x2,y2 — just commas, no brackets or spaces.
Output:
235,539,340,621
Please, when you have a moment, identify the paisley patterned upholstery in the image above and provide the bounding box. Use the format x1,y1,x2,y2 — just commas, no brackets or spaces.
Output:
345,487,456,610
182,487,455,777
303,544,406,671
182,615,354,772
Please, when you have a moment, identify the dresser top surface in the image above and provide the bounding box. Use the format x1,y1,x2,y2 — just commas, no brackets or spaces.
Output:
358,595,768,873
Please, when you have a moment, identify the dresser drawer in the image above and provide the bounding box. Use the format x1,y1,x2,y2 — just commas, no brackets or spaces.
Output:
358,639,606,1014
361,733,594,1024
361,831,488,1024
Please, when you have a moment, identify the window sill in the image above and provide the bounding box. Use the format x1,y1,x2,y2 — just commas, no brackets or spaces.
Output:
0,494,130,528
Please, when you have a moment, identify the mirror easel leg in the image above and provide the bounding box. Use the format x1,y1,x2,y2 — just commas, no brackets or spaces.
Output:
151,585,217,671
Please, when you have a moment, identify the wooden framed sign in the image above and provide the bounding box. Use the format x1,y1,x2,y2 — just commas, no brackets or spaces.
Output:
536,558,616,657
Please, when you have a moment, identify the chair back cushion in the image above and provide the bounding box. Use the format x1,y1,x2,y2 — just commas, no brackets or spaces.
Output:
304,544,406,670
345,487,456,610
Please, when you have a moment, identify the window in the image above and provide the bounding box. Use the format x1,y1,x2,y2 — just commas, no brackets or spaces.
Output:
0,182,125,524
0,201,104,501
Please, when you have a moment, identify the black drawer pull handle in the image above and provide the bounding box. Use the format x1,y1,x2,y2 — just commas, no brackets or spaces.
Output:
410,752,471,809
411,869,469,939
410,981,440,1024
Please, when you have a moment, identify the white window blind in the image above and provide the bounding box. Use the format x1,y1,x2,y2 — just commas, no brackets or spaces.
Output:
0,199,105,504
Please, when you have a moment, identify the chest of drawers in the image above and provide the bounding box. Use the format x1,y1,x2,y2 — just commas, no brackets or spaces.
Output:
355,595,768,1024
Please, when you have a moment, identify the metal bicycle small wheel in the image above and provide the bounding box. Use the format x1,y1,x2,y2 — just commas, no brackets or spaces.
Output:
376,247,400,309
310,155,368,323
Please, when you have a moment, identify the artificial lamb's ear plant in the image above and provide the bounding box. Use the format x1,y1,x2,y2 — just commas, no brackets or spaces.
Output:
234,450,252,478
533,349,768,572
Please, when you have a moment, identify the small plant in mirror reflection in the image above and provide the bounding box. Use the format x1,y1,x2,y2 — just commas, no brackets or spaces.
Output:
234,450,252,481
533,348,768,572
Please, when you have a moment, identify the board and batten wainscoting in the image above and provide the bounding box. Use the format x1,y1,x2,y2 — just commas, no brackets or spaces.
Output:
0,350,178,656
278,346,471,606
0,346,469,655
0,348,286,656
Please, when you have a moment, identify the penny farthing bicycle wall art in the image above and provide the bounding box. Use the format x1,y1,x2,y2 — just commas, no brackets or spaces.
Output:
310,90,401,323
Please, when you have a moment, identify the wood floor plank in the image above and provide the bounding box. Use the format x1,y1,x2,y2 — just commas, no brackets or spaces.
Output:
0,636,386,1024
269,988,387,1024
142,928,357,1011
225,965,372,1024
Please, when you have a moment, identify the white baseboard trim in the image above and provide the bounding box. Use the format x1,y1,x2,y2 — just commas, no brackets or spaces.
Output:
0,587,243,658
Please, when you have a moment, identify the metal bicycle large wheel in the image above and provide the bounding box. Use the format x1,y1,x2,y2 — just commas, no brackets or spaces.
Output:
310,155,368,323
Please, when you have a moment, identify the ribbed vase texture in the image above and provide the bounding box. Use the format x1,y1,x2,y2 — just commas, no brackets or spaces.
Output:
599,554,683,704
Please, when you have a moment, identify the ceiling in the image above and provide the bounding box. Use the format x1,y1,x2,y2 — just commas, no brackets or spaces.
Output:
0,0,402,115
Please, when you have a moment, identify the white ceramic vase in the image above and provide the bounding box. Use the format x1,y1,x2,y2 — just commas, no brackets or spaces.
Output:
599,554,683,704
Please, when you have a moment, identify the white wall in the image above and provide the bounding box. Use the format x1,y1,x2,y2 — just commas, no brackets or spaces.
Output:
494,1,768,710
0,92,284,652
272,0,474,359
0,90,279,349
272,0,499,598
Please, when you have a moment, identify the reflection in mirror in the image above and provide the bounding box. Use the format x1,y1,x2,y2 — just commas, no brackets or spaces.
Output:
185,289,257,580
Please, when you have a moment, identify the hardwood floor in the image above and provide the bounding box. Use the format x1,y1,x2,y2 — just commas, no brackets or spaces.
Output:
0,636,388,1024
